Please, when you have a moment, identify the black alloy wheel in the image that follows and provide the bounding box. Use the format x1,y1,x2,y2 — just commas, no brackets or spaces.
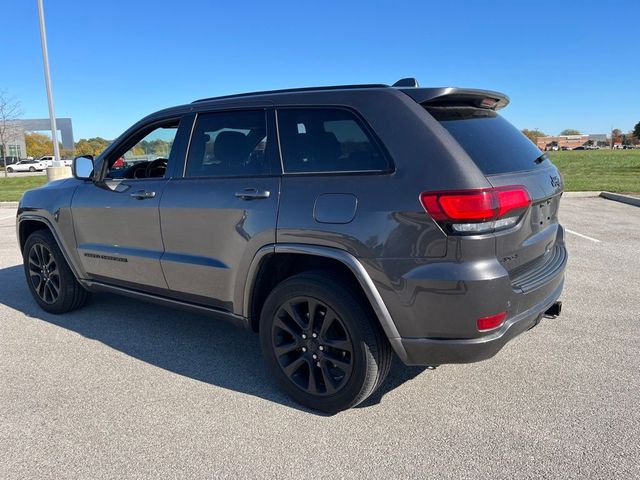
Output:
272,296,354,396
260,271,393,413
27,242,61,304
23,229,90,314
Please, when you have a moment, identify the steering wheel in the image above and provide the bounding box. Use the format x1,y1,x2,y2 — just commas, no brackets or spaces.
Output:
145,158,168,178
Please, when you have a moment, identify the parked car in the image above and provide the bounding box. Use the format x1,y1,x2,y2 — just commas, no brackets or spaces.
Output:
38,156,55,167
38,156,73,167
6,159,47,173
572,146,585,150
16,78,566,412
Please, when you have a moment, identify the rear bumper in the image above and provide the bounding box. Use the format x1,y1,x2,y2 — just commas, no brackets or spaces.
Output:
391,276,564,366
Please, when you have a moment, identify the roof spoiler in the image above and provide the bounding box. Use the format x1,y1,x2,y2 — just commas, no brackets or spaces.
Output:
397,86,510,110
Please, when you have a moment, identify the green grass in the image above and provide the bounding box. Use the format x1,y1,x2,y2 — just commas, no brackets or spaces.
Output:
0,176,49,201
548,149,640,193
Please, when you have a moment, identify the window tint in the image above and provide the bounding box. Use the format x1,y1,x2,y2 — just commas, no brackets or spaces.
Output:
278,108,389,173
185,110,269,178
427,107,548,175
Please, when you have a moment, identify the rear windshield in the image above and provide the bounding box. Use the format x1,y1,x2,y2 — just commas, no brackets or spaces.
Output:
427,106,548,174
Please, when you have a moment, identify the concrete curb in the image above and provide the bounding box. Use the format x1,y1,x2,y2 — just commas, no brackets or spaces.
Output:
0,202,19,209
600,192,640,207
563,191,601,198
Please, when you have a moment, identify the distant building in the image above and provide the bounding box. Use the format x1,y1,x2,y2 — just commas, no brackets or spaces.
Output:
536,134,609,151
0,118,74,161
0,122,26,161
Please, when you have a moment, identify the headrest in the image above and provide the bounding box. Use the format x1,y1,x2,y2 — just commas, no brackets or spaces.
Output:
214,131,248,163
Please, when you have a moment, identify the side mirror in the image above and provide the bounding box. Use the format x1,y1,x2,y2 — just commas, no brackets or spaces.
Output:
72,155,94,180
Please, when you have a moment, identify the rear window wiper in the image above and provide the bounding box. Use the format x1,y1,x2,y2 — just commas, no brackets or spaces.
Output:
534,153,549,164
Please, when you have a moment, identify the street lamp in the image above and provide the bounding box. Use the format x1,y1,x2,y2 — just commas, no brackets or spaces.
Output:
36,0,61,163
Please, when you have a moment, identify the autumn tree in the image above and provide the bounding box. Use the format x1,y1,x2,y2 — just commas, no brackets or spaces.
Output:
611,128,623,148
0,90,23,177
25,132,63,158
74,137,111,157
521,129,546,143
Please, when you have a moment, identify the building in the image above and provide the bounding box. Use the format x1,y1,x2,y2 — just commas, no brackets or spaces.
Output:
0,122,26,162
535,133,609,151
0,118,74,161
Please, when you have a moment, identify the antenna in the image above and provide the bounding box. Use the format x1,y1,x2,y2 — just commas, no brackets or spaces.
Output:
392,78,419,88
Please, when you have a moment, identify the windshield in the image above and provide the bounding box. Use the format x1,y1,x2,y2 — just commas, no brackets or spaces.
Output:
427,106,548,175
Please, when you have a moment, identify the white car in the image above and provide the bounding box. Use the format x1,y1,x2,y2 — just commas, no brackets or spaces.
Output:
38,156,72,167
6,160,48,173
38,155,55,167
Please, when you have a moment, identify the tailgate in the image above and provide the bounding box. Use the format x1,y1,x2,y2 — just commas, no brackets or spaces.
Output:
487,165,564,275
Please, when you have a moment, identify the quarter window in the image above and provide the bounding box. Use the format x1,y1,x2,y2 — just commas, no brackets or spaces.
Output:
185,110,269,178
277,108,389,173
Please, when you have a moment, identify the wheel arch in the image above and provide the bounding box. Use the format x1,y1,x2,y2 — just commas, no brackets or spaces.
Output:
244,244,408,362
17,215,83,281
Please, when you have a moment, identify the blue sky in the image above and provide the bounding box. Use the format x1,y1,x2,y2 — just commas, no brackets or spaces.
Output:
3,0,639,140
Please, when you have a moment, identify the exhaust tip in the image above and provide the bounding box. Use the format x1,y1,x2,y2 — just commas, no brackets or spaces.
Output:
544,301,562,319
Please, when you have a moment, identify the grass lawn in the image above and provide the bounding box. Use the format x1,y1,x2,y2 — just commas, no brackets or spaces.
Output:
0,175,49,202
548,149,640,193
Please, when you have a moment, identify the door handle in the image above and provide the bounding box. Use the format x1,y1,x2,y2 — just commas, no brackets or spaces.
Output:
234,189,270,200
130,190,156,200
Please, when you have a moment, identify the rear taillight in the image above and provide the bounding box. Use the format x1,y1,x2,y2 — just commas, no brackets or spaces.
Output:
420,186,530,234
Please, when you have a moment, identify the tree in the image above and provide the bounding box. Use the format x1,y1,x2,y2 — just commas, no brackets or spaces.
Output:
0,89,23,177
633,121,640,140
74,137,111,157
611,128,623,148
25,132,63,158
521,129,546,143
560,129,581,135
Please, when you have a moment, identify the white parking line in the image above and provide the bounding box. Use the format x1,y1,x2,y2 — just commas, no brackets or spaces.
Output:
0,214,16,221
565,228,601,243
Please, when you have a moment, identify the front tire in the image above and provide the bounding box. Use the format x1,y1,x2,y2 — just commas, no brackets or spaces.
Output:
23,230,90,314
6,167,13,173
260,271,392,413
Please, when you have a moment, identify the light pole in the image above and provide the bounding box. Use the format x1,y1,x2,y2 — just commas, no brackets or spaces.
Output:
36,0,61,163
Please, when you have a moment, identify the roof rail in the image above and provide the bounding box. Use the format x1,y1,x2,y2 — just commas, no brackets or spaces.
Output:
192,84,388,104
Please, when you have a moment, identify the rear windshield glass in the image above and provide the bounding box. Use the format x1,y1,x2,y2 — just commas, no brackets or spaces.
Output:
427,107,548,175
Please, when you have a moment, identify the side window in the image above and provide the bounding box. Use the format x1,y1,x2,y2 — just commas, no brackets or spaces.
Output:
107,123,178,179
185,110,269,178
277,108,390,173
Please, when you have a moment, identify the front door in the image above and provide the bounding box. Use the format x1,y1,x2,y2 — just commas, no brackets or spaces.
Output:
159,109,280,312
72,118,186,290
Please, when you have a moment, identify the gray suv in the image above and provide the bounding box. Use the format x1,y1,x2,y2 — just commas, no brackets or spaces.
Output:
17,79,566,412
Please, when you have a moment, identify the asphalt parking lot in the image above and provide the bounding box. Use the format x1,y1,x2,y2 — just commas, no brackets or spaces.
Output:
0,197,638,479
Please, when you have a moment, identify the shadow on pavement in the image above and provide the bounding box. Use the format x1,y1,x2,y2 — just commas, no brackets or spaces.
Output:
0,263,428,415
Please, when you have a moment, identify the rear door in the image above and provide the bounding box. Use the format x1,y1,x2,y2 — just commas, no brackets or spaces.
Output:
428,106,564,274
159,108,280,312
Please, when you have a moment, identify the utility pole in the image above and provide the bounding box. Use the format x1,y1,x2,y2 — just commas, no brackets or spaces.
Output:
37,0,61,163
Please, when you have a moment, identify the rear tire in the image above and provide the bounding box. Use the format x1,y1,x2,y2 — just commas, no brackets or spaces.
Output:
29,166,36,172
259,271,392,413
23,230,90,314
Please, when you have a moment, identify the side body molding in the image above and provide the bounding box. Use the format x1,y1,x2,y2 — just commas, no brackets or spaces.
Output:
243,243,408,362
